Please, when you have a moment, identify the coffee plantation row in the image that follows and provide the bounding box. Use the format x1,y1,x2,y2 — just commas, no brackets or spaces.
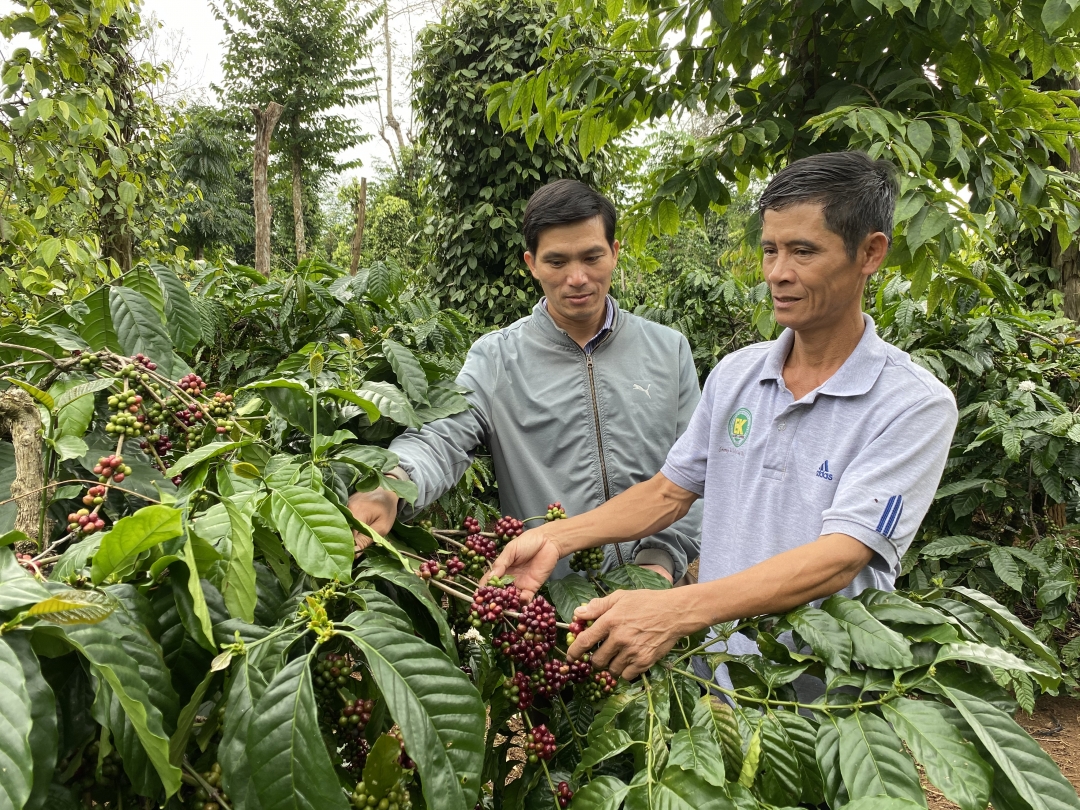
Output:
0,265,1078,810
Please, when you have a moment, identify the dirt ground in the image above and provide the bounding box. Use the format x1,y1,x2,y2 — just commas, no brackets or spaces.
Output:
925,695,1080,809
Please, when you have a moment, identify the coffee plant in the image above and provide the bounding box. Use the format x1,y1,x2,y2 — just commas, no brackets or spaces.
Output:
1,264,1079,810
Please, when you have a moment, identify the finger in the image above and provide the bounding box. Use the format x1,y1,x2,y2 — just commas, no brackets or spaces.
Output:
353,531,373,556
607,649,638,680
573,592,620,622
588,631,619,670
567,616,610,660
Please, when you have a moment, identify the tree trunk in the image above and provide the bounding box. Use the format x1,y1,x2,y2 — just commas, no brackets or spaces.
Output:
0,388,48,546
252,102,284,277
350,177,367,276
383,4,407,154
291,148,307,262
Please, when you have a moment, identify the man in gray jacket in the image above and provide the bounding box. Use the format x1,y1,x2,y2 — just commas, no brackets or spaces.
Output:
348,179,702,582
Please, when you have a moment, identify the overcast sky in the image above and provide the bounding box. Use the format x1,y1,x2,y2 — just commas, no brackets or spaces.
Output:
141,0,433,180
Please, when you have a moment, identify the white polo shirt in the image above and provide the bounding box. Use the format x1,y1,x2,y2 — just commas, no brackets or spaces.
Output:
662,314,957,603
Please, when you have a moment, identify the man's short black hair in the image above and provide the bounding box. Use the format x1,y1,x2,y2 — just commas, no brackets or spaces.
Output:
523,179,617,255
757,151,899,260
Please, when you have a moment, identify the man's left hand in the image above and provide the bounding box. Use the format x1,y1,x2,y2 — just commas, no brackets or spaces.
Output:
567,589,688,679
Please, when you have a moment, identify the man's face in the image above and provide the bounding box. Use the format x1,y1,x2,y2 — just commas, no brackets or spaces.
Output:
524,216,618,328
760,203,879,333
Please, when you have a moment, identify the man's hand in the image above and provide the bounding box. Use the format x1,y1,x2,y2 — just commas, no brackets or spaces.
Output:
484,527,563,602
347,488,399,555
567,589,691,679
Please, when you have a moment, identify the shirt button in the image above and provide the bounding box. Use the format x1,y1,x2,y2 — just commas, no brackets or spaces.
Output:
777,423,786,432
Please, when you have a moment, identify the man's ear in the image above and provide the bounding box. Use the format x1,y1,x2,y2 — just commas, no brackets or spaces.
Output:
611,239,620,264
860,232,890,278
524,251,539,280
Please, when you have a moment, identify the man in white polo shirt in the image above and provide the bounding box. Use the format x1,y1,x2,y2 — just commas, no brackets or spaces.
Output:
487,151,958,680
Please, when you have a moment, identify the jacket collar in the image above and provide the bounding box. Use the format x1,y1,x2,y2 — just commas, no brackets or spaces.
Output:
758,313,888,399
531,295,622,349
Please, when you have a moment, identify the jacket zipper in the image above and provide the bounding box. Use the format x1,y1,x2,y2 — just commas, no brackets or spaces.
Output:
585,341,625,566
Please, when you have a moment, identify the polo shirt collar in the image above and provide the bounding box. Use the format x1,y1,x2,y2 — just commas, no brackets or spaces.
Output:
758,313,888,399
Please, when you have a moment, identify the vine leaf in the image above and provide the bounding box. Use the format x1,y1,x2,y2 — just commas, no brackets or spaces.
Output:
0,636,34,810
151,263,202,353
837,711,925,806
91,504,183,584
788,604,852,669
382,338,429,404
26,589,118,624
338,614,486,810
109,286,175,376
822,595,913,668
935,681,1080,810
883,698,991,810
246,656,350,810
269,485,354,580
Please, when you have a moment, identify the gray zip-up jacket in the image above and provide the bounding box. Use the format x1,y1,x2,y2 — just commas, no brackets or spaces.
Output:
391,297,703,582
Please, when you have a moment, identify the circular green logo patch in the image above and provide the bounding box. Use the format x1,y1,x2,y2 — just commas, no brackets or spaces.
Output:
728,408,752,447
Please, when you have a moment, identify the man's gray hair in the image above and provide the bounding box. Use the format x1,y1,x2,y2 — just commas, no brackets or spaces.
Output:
758,151,899,260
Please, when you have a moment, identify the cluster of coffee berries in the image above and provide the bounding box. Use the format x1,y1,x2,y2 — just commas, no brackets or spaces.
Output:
462,516,481,534
417,559,444,580
67,740,127,795
75,350,102,369
568,657,593,684
444,556,465,578
128,353,157,372
545,502,567,521
495,595,557,670
462,534,498,578
570,546,605,574
188,763,226,810
468,582,520,626
94,454,130,484
67,508,105,535
503,670,533,709
350,778,412,810
525,724,557,762
142,434,173,456
81,484,107,508
208,392,237,433
312,652,354,696
340,735,371,776
533,659,571,698
338,698,374,731
579,668,618,703
178,372,208,395
556,782,574,808
106,391,147,436
494,515,523,542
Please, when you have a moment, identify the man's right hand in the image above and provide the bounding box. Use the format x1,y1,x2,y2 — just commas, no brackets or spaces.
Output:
347,488,399,555
484,527,564,602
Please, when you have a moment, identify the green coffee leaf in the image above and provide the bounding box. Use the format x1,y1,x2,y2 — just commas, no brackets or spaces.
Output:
91,504,183,584
109,286,174,377
837,711,924,805
382,338,429,404
269,485,354,580
26,589,118,624
151,263,202,353
0,636,34,810
822,595,912,668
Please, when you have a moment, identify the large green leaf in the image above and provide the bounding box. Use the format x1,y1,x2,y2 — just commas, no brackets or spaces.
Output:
757,711,803,806
78,287,120,351
246,655,349,810
176,544,215,651
816,713,845,808
0,636,34,810
413,387,470,422
934,641,1058,689
151,263,202,353
837,711,925,806
572,728,637,779
109,286,175,376
667,726,726,787
323,388,382,423
566,776,629,810
6,635,57,810
91,504,183,584
950,587,1059,674
883,698,991,810
602,564,672,591
26,589,117,624
822,595,913,668
269,485,353,580
338,616,486,810
935,681,1080,810
382,339,429,404
0,547,50,611
356,381,422,428
774,709,823,806
357,556,458,662
221,660,268,810
651,766,737,809
547,574,600,623
60,620,182,796
691,695,743,777
123,266,167,319
221,499,256,622
166,440,247,476
788,604,852,669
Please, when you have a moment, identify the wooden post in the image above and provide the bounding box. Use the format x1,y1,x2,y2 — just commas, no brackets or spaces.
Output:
350,177,368,276
252,102,284,277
